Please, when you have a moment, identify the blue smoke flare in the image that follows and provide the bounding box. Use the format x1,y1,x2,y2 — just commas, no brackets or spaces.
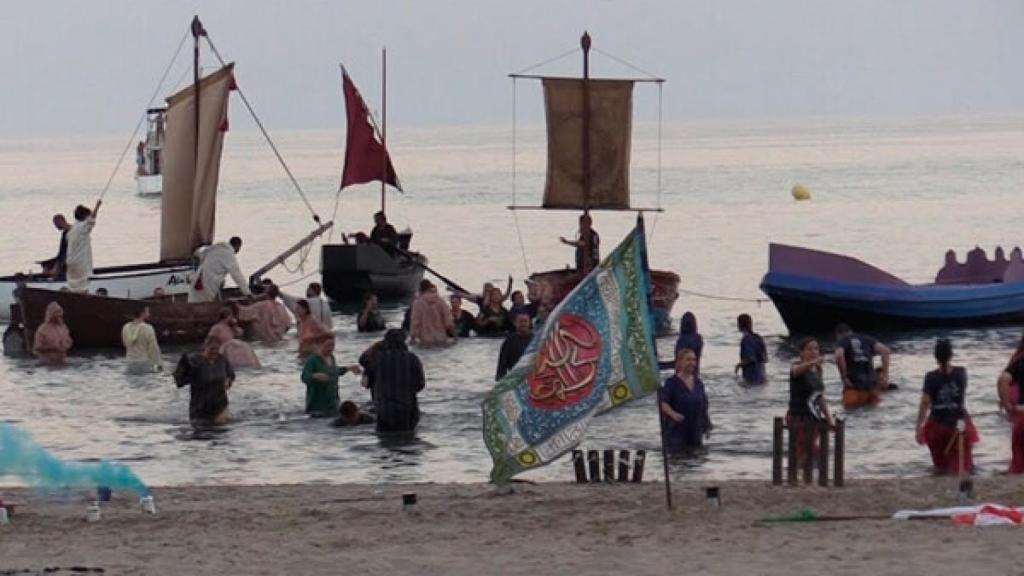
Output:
0,422,149,497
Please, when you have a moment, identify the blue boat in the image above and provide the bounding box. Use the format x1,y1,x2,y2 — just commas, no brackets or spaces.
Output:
759,243,1024,334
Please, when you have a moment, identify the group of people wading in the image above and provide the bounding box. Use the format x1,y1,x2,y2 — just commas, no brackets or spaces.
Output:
661,311,1024,477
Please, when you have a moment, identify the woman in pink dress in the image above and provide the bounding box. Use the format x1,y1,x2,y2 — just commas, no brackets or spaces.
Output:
32,302,73,364
236,285,292,344
294,299,332,357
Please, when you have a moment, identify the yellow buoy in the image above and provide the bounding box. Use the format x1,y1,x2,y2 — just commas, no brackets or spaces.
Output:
791,183,811,201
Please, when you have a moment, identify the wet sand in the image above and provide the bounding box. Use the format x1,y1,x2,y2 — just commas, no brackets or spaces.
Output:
2,477,1023,575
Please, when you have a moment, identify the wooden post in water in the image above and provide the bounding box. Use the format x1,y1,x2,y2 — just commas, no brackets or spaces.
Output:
618,450,630,481
632,450,646,482
834,419,845,487
587,450,600,482
817,421,830,487
802,423,814,484
786,419,798,485
572,449,587,483
772,417,783,485
603,450,615,482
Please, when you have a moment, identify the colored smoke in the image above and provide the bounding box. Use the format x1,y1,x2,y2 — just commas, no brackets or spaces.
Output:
0,422,149,497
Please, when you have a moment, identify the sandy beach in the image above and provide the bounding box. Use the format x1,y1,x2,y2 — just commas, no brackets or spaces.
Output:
1,477,1023,575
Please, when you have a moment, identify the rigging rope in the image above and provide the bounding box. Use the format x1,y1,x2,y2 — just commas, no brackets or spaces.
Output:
205,37,322,224
678,286,768,305
97,27,191,202
511,47,581,76
591,48,663,80
649,81,664,241
510,77,530,277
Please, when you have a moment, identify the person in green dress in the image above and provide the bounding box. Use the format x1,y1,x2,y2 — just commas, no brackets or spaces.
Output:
301,336,362,417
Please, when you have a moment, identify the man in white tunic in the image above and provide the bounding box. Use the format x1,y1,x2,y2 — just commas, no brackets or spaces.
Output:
281,282,333,329
187,236,252,303
65,201,101,292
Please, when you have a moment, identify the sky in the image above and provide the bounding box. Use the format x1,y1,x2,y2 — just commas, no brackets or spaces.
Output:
1,0,1023,137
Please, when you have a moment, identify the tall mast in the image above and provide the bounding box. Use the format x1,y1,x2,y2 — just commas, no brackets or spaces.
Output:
380,47,387,216
581,32,591,213
191,15,205,166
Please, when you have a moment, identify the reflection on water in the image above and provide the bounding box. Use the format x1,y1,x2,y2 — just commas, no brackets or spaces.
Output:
3,117,1024,485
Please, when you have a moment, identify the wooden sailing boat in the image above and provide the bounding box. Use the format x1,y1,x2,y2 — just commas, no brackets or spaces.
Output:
512,33,680,333
320,52,427,303
135,107,166,196
14,16,332,349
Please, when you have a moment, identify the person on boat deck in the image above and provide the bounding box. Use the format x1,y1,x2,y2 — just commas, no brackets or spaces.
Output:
32,301,72,364
294,299,333,357
357,293,387,333
410,280,454,347
449,294,476,338
235,284,292,344
495,313,533,381
675,311,704,376
560,212,600,274
916,338,977,474
301,336,361,418
734,314,767,385
834,323,891,408
187,236,252,303
135,141,146,175
207,307,260,369
364,328,425,434
997,334,1024,473
281,282,332,330
788,337,833,468
174,336,235,426
41,214,71,279
508,290,537,323
353,211,399,249
660,348,712,454
331,400,374,427
122,306,162,373
475,287,512,337
65,201,101,293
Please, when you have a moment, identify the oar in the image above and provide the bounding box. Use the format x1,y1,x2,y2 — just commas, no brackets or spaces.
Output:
371,238,470,295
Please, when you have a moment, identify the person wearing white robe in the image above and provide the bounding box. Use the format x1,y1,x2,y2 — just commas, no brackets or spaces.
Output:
188,236,252,303
122,306,162,373
281,282,333,329
65,201,101,292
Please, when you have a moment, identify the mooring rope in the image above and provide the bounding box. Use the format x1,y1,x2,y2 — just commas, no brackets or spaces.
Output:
678,286,769,305
97,27,191,202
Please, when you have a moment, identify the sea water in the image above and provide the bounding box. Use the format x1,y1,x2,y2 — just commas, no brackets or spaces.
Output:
1,116,1023,484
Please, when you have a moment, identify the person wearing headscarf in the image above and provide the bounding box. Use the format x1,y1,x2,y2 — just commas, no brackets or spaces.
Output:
364,329,425,433
674,311,704,375
32,302,73,364
122,306,162,373
409,280,454,347
174,336,235,425
300,336,361,417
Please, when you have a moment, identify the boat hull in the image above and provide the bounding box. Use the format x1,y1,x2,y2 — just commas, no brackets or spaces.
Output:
528,267,680,334
17,285,230,350
135,174,162,197
320,243,426,302
0,261,194,322
761,272,1024,334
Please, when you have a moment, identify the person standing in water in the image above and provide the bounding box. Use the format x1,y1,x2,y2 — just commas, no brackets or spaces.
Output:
675,311,704,375
734,314,767,384
174,336,235,426
660,348,712,454
495,313,533,381
364,329,426,434
32,302,73,364
301,336,361,418
834,323,891,408
915,338,977,474
122,306,162,373
788,337,832,467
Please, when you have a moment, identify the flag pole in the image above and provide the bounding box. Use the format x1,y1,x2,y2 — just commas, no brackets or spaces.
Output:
636,213,673,510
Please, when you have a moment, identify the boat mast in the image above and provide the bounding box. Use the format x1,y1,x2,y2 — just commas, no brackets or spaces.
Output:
380,48,387,216
581,31,591,214
191,15,204,166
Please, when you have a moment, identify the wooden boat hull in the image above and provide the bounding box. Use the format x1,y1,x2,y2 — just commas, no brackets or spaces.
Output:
0,261,194,322
528,267,680,334
320,243,426,302
761,243,1024,334
16,285,228,350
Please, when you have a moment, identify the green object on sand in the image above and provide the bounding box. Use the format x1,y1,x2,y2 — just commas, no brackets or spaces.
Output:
758,509,820,523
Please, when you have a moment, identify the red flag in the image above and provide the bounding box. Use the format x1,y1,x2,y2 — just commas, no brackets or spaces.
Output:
340,71,402,191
